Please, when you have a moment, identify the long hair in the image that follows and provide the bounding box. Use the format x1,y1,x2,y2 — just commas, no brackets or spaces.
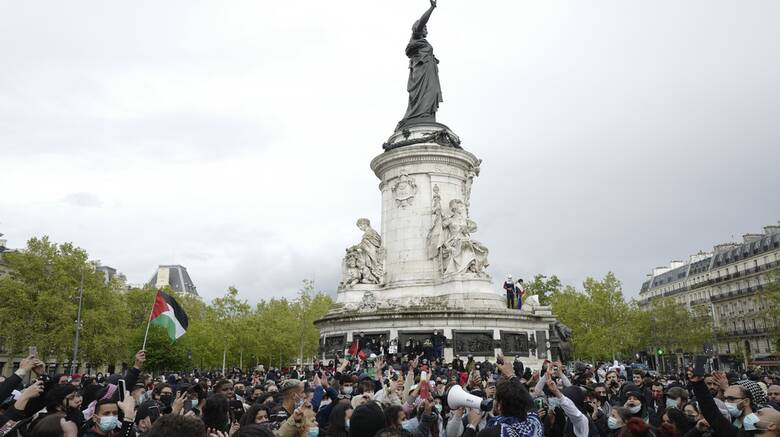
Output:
328,403,352,437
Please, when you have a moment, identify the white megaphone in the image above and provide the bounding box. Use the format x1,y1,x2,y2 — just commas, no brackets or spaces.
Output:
447,385,494,412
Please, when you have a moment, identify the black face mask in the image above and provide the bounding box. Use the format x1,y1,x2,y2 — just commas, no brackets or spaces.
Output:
160,394,173,406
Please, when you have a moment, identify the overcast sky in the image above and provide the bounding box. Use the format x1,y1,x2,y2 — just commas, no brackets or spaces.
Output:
2,0,779,303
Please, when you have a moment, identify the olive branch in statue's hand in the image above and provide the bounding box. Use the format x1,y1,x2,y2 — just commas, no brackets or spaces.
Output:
430,0,437,8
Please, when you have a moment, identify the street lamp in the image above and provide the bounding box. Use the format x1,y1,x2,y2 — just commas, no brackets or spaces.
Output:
70,269,85,375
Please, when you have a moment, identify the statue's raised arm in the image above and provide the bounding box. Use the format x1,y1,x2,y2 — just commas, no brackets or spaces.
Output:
397,0,443,131
413,0,437,34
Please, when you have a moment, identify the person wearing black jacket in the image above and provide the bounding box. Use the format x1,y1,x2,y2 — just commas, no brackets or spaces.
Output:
689,374,780,437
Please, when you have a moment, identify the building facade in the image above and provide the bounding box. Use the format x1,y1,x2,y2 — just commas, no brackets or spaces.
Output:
147,264,199,295
638,222,780,369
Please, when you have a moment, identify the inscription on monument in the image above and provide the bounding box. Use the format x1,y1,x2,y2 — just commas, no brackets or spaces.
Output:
500,331,529,357
453,331,495,355
323,335,346,359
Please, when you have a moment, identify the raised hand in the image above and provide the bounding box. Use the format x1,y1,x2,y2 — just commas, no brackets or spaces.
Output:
712,371,729,391
20,380,45,400
545,378,562,398
496,354,515,379
430,0,437,8
19,355,43,374
134,350,146,370
118,394,137,420
171,392,187,415
467,407,481,427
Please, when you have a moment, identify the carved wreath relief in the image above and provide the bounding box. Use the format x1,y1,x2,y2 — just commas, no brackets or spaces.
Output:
392,172,418,208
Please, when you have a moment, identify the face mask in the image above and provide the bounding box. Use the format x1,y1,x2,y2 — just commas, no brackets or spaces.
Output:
685,415,698,423
342,387,353,395
742,413,760,431
725,402,742,418
307,428,319,437
160,394,172,406
628,404,641,414
402,419,417,432
191,399,199,409
665,398,678,409
434,404,443,413
548,398,561,409
98,416,119,432
607,416,621,430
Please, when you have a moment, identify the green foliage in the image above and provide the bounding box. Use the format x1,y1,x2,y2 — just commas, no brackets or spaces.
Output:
524,274,563,306
551,272,644,361
549,272,709,361
0,236,334,372
644,297,711,354
757,271,780,345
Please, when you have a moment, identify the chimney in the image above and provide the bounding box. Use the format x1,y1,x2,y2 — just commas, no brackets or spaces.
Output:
743,233,764,244
669,260,685,269
764,224,780,236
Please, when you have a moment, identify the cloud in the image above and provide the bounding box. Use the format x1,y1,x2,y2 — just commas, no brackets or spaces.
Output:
62,192,103,208
1,0,779,303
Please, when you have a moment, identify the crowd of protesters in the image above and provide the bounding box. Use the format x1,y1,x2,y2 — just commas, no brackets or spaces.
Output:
1,346,779,437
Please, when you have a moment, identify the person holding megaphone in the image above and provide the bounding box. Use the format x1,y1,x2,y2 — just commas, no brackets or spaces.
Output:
449,354,543,437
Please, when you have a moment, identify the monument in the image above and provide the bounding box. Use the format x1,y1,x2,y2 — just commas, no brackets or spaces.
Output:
315,1,560,367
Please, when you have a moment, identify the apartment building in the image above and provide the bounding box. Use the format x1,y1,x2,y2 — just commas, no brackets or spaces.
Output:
638,222,780,368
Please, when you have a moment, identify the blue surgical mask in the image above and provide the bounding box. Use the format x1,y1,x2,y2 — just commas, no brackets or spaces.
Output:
191,399,198,408
307,428,319,437
607,416,621,430
665,398,678,409
548,398,561,409
742,413,760,431
725,402,742,418
98,416,119,432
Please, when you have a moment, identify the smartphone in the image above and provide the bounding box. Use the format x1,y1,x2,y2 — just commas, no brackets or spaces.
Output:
534,398,544,410
118,379,126,402
28,346,37,357
693,356,707,377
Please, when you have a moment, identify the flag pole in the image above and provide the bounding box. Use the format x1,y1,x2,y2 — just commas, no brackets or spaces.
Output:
142,291,158,350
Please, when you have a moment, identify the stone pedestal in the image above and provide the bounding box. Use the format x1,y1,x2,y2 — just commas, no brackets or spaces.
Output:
316,122,559,370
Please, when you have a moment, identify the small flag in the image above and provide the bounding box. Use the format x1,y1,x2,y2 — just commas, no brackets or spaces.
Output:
150,291,189,342
347,340,359,358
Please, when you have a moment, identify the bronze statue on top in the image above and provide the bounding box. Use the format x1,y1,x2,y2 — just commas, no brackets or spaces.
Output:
397,0,442,131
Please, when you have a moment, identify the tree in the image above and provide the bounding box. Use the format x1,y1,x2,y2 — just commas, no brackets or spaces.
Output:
0,235,336,373
0,237,128,367
524,274,563,306
643,297,711,355
757,271,780,348
550,272,643,361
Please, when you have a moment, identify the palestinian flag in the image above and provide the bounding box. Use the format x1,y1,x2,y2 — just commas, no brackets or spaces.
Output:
150,291,188,342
